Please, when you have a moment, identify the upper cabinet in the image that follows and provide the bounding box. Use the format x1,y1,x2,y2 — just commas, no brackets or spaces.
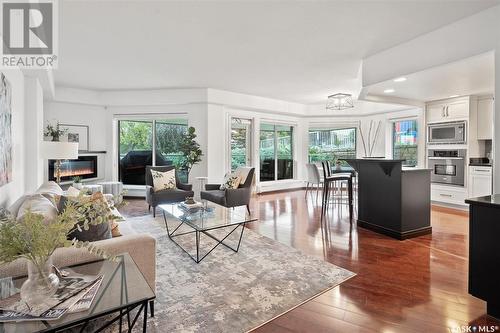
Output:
477,96,494,140
426,97,469,123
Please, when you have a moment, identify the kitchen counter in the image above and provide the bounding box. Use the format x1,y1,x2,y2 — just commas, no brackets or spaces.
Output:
465,195,500,319
342,159,432,240
469,163,492,167
465,194,500,208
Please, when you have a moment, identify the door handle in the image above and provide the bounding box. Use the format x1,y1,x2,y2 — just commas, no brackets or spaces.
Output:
441,106,445,117
446,106,449,117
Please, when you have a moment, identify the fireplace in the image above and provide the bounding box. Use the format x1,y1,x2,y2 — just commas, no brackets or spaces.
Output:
48,156,98,182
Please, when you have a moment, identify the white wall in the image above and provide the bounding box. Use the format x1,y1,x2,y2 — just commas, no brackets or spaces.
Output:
361,4,500,191
44,86,424,194
0,69,25,207
24,77,44,192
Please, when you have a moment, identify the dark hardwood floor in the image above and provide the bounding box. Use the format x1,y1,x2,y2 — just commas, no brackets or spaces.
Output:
120,190,500,333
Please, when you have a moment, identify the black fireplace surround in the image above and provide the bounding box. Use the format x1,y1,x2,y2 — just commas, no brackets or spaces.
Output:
48,155,98,182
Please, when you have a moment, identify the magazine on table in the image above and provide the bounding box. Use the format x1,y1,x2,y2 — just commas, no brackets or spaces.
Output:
0,272,103,322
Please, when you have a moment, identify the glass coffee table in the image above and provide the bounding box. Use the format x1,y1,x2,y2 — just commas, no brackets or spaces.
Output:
0,253,155,333
159,203,258,263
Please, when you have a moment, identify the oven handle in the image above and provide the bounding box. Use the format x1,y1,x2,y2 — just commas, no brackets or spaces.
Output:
428,157,464,160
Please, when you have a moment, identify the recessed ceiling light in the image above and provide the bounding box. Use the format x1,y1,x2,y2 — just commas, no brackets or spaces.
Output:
449,94,459,98
384,89,395,93
393,77,407,82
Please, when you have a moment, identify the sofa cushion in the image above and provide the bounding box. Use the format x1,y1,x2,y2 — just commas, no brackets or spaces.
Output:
35,181,63,203
7,194,31,219
151,169,176,192
17,194,58,223
200,190,226,206
150,188,194,206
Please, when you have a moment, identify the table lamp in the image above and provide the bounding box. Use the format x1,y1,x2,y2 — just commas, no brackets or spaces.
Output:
41,141,79,184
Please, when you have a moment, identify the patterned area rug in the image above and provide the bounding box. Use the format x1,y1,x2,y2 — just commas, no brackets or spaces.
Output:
120,214,356,333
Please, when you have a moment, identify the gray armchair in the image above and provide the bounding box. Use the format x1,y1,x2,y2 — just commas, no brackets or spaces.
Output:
201,167,255,214
145,166,194,217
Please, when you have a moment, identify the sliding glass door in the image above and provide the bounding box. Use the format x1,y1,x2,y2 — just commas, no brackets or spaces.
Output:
259,123,294,181
118,118,188,185
230,118,252,171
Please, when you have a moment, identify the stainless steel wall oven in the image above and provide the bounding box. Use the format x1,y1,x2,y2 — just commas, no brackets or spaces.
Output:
428,149,466,186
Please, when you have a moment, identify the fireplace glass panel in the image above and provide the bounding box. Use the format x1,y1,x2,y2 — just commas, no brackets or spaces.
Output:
48,156,98,182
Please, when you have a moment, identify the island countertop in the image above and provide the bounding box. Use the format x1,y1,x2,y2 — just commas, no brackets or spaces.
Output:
465,194,500,208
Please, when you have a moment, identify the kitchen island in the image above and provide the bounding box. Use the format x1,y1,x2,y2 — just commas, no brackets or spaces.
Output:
343,158,432,240
465,195,500,320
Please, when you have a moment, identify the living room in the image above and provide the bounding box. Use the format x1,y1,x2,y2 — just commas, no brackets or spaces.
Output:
1,1,500,332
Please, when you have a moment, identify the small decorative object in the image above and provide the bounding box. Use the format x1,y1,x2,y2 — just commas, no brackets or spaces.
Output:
359,120,381,158
336,160,342,171
44,121,68,142
59,124,90,151
72,176,83,190
326,93,354,111
179,127,203,182
0,197,117,307
185,196,196,205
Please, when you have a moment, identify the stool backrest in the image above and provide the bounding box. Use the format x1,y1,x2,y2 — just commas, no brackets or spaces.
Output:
321,161,330,180
306,163,321,183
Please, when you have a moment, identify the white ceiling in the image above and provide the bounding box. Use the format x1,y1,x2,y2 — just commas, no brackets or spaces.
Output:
366,52,495,102
55,0,500,104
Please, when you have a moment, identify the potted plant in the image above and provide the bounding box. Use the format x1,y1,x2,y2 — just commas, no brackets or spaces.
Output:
0,194,118,307
179,126,203,182
44,121,67,142
72,176,83,190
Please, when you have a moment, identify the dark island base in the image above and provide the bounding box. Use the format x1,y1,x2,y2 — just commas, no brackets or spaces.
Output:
488,303,500,320
357,219,432,240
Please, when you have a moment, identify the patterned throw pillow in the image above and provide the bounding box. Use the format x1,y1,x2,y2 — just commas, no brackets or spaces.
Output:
220,172,241,190
151,169,177,192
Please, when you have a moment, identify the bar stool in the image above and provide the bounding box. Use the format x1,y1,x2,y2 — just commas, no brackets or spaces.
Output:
321,161,353,221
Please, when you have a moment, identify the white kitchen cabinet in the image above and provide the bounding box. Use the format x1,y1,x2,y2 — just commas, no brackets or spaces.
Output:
477,97,494,140
426,97,469,123
468,166,492,198
431,184,467,206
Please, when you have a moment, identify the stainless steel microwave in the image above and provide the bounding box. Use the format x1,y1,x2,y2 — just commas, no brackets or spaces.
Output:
427,121,466,144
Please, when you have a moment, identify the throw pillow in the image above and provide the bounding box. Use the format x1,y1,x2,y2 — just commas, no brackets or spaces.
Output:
17,194,58,223
220,172,241,190
7,194,31,219
61,192,113,242
151,169,177,192
36,181,63,202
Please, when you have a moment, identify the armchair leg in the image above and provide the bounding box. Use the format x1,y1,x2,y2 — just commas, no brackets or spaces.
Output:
246,205,251,215
153,206,156,218
148,205,151,212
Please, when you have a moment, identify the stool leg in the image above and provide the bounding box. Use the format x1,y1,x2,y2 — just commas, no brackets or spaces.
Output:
348,177,353,221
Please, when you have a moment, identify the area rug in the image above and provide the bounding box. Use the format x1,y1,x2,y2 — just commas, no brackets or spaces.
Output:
120,214,356,333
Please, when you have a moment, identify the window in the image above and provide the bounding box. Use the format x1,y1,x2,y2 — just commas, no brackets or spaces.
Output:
260,123,294,181
118,118,188,185
392,119,418,167
308,127,356,165
230,118,252,171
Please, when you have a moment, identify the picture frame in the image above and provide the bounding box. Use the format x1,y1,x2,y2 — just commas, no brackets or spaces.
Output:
60,124,89,151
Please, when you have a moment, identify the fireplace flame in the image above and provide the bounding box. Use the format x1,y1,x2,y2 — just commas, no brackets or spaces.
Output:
56,168,94,178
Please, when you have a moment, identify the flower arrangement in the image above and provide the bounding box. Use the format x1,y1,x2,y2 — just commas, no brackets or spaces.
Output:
44,121,67,142
0,192,119,304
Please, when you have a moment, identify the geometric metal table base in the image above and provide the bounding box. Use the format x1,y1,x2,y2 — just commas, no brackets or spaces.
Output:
163,211,248,263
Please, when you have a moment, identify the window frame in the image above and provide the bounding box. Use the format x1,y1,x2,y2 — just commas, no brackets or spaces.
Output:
391,118,418,167
308,126,357,164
